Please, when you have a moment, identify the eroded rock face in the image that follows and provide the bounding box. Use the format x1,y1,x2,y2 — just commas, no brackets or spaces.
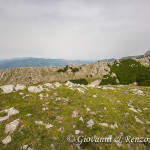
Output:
0,85,14,93
5,119,20,134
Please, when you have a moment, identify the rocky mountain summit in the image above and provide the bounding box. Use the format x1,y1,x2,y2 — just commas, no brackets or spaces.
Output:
0,56,150,86
122,50,150,59
0,61,111,86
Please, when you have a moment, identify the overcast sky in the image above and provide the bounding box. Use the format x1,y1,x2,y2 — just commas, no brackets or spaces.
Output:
0,0,150,60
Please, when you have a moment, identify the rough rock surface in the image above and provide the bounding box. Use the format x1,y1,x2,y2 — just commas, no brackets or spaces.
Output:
28,86,43,93
2,135,11,144
5,119,20,134
87,119,94,128
15,84,26,91
0,85,14,93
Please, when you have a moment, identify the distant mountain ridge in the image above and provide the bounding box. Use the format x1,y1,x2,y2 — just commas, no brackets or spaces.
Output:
0,57,115,70
122,50,150,59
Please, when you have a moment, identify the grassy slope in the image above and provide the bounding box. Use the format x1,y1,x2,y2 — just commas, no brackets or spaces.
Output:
0,85,150,150
100,59,150,86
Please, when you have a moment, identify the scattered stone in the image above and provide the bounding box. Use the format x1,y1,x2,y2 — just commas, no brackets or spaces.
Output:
42,107,49,111
54,82,61,88
77,88,85,94
135,116,144,124
15,84,26,91
87,108,90,112
90,111,96,115
75,130,80,135
35,121,53,129
0,85,14,94
50,144,55,150
102,86,114,90
73,125,76,128
22,145,28,149
99,123,108,127
65,81,74,88
58,127,62,132
0,107,19,123
125,112,129,117
129,108,138,113
89,80,101,87
26,114,32,116
0,113,9,121
110,123,118,129
5,107,19,116
115,142,122,147
133,82,138,86
35,121,44,125
28,86,43,93
93,95,97,98
27,148,34,150
39,93,43,100
2,135,11,144
19,92,24,95
104,107,107,110
87,119,94,128
72,111,78,118
44,83,53,87
45,124,53,129
5,119,20,134
79,117,84,122
131,89,144,95
145,120,150,124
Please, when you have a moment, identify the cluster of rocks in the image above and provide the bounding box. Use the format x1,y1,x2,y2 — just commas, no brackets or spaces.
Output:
35,121,53,129
131,89,144,95
0,107,20,145
0,84,26,94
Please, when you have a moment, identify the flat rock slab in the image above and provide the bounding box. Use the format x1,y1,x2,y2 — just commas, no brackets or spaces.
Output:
5,119,20,134
15,84,26,91
28,86,43,93
0,85,14,94
2,135,11,144
87,119,94,128
5,107,19,116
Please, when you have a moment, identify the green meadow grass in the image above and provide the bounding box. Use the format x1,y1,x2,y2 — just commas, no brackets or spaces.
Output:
0,85,150,150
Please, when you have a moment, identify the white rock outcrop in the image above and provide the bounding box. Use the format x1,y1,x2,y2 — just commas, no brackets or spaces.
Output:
99,123,108,127
5,119,20,134
5,107,19,116
2,135,11,144
28,86,43,93
0,85,14,94
87,119,94,128
0,107,19,123
72,111,78,118
15,84,26,91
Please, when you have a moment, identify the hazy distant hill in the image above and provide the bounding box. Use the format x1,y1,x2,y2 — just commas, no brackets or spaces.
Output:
0,57,115,69
122,50,150,59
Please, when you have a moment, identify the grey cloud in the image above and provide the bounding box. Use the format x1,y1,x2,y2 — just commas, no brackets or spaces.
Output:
0,0,150,60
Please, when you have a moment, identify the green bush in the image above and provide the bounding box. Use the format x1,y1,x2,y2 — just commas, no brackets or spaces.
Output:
57,66,79,73
100,76,117,85
100,59,150,86
57,65,69,72
69,78,88,85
